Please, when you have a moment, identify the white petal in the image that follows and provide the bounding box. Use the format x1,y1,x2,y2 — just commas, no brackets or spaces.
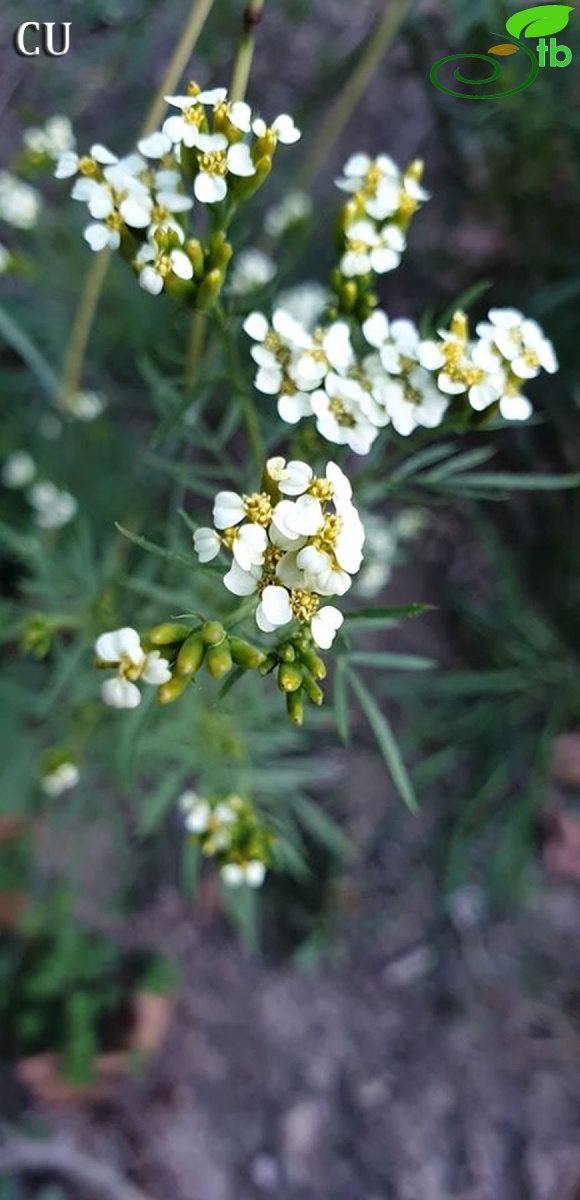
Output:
311,606,344,650
243,311,269,341
162,115,187,144
362,310,389,348
139,266,164,295
277,392,311,423
223,562,260,596
233,524,267,569
245,860,266,887
194,172,227,204
193,527,221,562
170,250,194,280
499,394,533,421
260,584,292,626
101,676,142,708
141,650,172,685
227,143,256,178
213,490,245,529
87,186,114,220
95,626,142,665
196,87,228,105
138,131,173,158
120,195,152,228
272,114,301,144
84,222,112,252
221,862,244,887
229,101,252,132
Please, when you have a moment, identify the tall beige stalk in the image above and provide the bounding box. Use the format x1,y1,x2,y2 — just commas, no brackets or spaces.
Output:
60,0,217,407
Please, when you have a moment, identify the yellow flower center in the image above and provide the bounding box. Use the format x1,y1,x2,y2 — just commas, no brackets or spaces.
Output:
308,478,334,502
291,589,319,623
328,396,356,428
199,151,227,176
243,493,273,526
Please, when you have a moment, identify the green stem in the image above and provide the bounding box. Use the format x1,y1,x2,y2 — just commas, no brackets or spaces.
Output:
59,0,217,405
185,309,207,389
229,1,266,103
298,0,416,188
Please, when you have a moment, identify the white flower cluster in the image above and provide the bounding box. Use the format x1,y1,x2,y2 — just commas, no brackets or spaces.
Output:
41,761,80,797
193,458,364,649
55,85,300,300
244,304,558,452
2,455,78,527
138,85,300,204
29,481,78,529
0,172,41,230
56,142,193,260
23,115,75,161
336,154,429,278
265,189,312,237
95,626,171,709
178,790,268,887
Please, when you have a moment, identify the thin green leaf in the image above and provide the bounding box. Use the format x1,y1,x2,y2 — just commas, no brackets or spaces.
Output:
333,657,351,745
348,651,436,670
115,523,192,568
344,603,435,626
0,302,60,401
348,669,418,812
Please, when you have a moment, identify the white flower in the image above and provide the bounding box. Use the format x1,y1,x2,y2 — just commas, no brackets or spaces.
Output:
172,131,256,204
136,242,193,296
476,308,558,378
340,219,406,277
55,142,117,179
289,321,353,391
221,860,266,888
311,376,378,455
228,248,276,295
28,481,77,528
265,191,312,237
266,457,313,495
24,115,75,161
252,113,301,144
311,606,344,650
256,584,293,633
95,626,171,708
244,860,266,887
2,452,36,488
64,390,107,421
41,761,80,797
179,791,212,834
0,172,41,229
380,371,448,437
271,495,324,543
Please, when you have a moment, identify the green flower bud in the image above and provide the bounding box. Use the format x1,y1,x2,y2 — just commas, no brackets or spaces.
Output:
201,621,226,647
229,637,267,670
302,671,325,706
196,268,224,311
233,154,272,202
279,642,296,663
184,238,205,276
206,640,233,680
146,623,191,646
297,644,327,680
158,674,190,705
176,631,206,677
340,281,358,312
258,654,277,676
286,690,304,726
278,662,303,693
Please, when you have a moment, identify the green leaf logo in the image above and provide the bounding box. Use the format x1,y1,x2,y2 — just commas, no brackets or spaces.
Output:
506,4,574,38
